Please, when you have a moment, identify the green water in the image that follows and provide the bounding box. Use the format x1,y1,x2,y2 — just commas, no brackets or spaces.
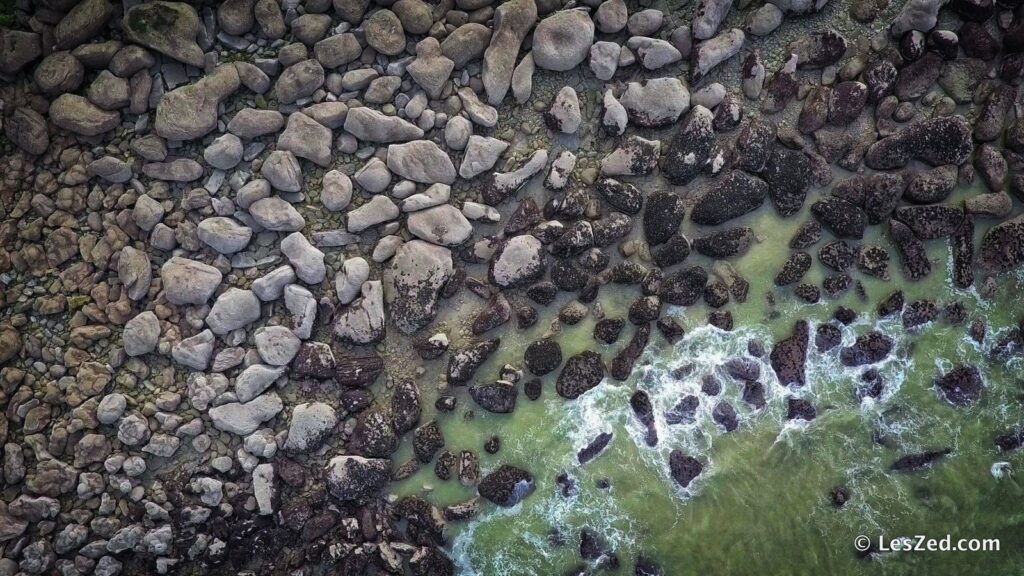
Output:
387,173,1024,575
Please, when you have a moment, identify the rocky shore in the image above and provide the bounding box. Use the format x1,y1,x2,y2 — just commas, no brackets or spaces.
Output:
1,0,1024,574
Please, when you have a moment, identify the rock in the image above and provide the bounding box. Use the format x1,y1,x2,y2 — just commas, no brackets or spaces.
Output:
0,29,41,75
278,112,332,167
789,30,846,69
314,32,360,68
470,381,518,413
407,205,473,247
34,52,85,96
118,246,152,301
694,0,733,40
206,288,261,334
160,257,222,305
408,38,454,99
281,232,326,284
644,191,685,245
669,450,703,487
771,320,808,386
840,331,894,366
209,392,283,435
325,456,390,503
546,86,582,134
482,0,537,105
173,330,215,369
155,64,240,141
235,364,286,402
284,402,337,451
663,106,715,185
811,197,866,239
481,149,549,205
692,28,744,84
745,3,783,35
334,281,386,344
478,465,535,506
365,9,406,56
532,8,595,71
590,41,620,80
250,196,305,231
198,217,252,254
891,0,943,36
123,311,160,356
387,140,456,184
442,23,492,68
979,214,1024,272
691,170,768,225
626,36,682,70
347,195,399,232
891,449,951,472
892,205,963,239
460,135,509,179
123,1,205,67
49,94,120,136
556,351,605,399
4,107,49,155
254,326,301,366
448,339,500,385
322,170,353,212
490,235,546,288
228,108,285,139
344,106,424,142
619,78,690,128
275,59,324,104
141,159,202,182
601,136,660,177
763,147,812,217
204,134,243,170
866,116,972,169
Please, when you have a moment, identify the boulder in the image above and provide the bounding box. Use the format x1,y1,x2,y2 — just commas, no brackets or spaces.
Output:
123,1,205,67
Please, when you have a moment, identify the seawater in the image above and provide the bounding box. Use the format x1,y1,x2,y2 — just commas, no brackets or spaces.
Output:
391,177,1024,575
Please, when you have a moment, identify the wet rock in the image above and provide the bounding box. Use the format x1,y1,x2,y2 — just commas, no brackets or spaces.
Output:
326,455,390,503
811,197,866,239
891,449,951,472
856,245,890,279
712,401,739,431
524,339,562,376
470,381,518,413
660,266,708,306
643,191,685,246
600,136,661,177
771,320,809,386
693,228,755,258
556,351,606,399
893,205,963,239
894,52,942,100
840,331,894,366
478,465,535,506
865,115,973,169
904,165,957,203
691,170,768,225
786,398,816,421
763,147,813,217
888,220,931,280
774,252,812,286
663,106,715,185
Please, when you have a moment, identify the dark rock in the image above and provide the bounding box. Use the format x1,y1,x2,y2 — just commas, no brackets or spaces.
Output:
292,342,336,378
391,380,422,434
577,431,613,464
690,170,769,225
704,281,731,307
556,351,606,399
951,216,974,289
794,283,820,303
763,147,813,217
995,428,1024,452
712,401,739,432
831,486,851,507
594,318,625,344
335,354,385,387
891,448,951,472
414,421,445,463
665,395,699,425
435,450,456,480
350,407,399,457
652,234,692,268
524,378,542,400
862,58,897,102
823,274,853,297
790,221,822,249
816,323,842,352
819,240,857,271
865,115,973,169
708,310,733,330
811,197,866,239
628,296,661,325
862,173,905,225
889,219,931,280
644,191,686,246
657,317,686,343
771,320,809,386
904,165,957,203
469,381,518,413
663,106,715,185
551,221,595,258
592,213,633,247
668,450,703,487
893,205,964,239
734,118,775,173
629,389,658,446
693,227,756,258
979,214,1024,273
660,266,708,305
596,179,643,214
524,339,562,376
610,324,651,381
857,368,885,400
856,245,890,279
774,252,812,286
786,397,816,421
935,364,983,406
505,198,544,235
790,30,847,69
447,338,500,385
840,331,894,366
478,465,535,506
551,260,589,291
975,84,1015,142
527,281,558,305
742,380,767,409
894,52,943,100
878,290,905,317
902,299,938,329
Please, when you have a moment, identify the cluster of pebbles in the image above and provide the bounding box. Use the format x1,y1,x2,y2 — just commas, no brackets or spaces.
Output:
0,0,1023,573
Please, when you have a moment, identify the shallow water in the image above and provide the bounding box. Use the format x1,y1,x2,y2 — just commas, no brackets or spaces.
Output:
389,166,1024,574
